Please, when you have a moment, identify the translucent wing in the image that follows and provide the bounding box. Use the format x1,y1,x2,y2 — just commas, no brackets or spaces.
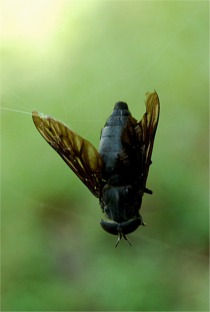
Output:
135,91,160,188
32,111,104,198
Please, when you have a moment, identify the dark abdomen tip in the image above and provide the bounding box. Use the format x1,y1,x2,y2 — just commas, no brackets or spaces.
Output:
114,102,128,110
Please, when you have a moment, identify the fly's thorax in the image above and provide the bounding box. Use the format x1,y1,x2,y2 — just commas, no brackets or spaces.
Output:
100,176,142,223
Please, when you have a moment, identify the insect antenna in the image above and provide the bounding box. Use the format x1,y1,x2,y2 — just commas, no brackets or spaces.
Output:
115,234,132,248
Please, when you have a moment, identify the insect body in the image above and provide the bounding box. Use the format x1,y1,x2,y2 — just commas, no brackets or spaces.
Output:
32,91,160,246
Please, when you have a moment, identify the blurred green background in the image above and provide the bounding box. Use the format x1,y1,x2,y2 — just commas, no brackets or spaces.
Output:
1,1,209,311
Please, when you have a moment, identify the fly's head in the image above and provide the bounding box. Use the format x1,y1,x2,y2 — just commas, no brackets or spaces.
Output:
100,218,144,247
100,180,145,246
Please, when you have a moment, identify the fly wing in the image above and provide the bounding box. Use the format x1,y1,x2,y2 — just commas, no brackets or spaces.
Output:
32,111,104,198
135,91,160,189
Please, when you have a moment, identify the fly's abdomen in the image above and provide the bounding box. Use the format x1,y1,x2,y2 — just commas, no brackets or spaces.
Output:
99,102,130,177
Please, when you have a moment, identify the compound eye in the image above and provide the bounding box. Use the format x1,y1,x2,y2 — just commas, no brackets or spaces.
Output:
120,218,141,235
100,220,118,235
100,218,142,236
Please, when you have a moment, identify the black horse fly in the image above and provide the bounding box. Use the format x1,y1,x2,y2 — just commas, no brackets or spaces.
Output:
32,91,160,246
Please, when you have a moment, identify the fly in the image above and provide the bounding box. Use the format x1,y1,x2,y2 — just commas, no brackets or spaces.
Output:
32,91,160,246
